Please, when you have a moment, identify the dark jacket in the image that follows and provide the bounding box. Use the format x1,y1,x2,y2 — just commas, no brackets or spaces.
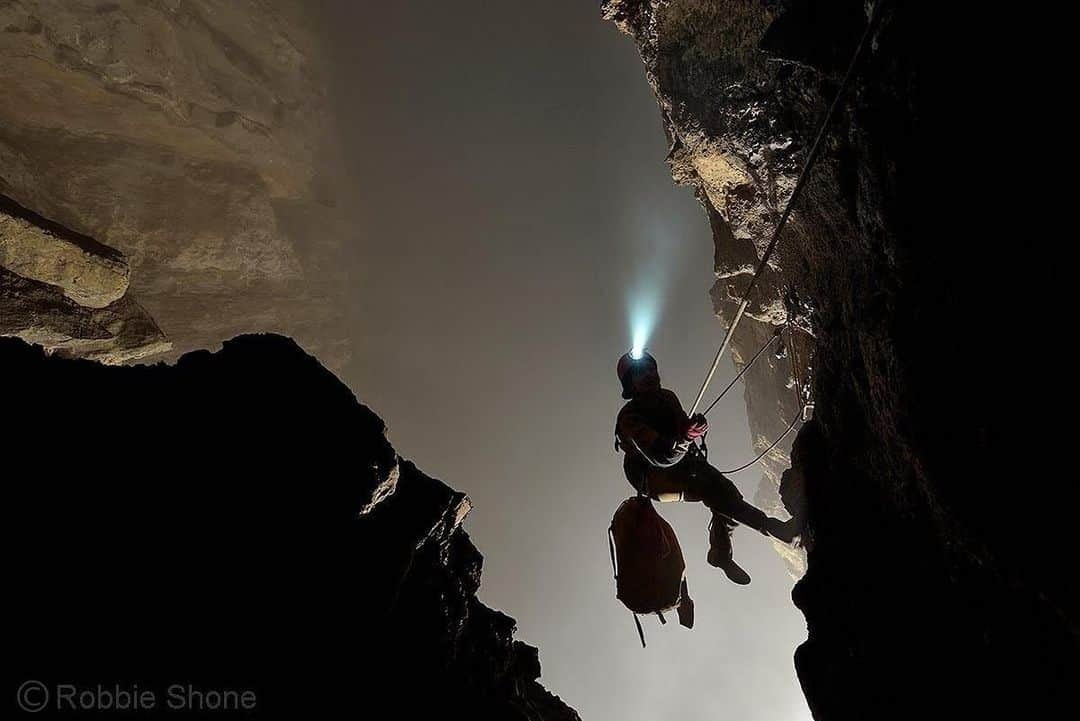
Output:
616,388,691,490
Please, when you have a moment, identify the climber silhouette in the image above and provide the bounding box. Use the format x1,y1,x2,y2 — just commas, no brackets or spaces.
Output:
615,351,799,584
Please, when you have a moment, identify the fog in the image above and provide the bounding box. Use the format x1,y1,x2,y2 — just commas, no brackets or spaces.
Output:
320,2,810,719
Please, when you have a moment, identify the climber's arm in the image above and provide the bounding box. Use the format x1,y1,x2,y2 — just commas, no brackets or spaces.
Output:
618,409,692,468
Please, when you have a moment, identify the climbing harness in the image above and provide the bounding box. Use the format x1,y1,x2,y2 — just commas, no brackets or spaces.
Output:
687,0,886,417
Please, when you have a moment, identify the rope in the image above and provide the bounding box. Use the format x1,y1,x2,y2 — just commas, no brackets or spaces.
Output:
711,318,813,473
688,0,885,415
701,329,781,417
719,412,802,474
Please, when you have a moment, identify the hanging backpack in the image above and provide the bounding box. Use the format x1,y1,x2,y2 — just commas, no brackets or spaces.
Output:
608,495,694,647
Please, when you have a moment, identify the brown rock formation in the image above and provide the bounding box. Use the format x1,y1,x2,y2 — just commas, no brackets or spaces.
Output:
1,193,169,362
0,1,350,364
0,196,128,308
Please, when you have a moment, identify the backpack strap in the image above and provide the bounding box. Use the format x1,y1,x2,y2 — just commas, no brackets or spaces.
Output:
633,613,646,649
656,611,667,625
607,527,618,580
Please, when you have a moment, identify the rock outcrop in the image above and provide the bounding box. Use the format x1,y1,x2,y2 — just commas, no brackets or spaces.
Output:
6,334,578,720
1,193,170,362
0,1,351,365
605,1,1078,718
0,194,128,309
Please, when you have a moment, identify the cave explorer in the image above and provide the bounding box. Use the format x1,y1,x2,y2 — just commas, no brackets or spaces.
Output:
615,350,799,585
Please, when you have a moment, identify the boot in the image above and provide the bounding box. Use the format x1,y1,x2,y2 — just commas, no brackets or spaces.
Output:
708,550,752,585
764,516,801,543
707,516,751,583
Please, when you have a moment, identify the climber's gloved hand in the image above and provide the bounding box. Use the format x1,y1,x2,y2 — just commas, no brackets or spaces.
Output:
684,413,709,441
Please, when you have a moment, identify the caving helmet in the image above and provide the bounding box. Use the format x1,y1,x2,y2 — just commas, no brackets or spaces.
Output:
617,350,658,400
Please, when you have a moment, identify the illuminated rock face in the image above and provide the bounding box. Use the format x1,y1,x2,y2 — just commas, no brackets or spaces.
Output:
604,0,851,579
0,200,128,309
6,334,580,721
0,1,349,364
605,1,1078,718
1,193,169,363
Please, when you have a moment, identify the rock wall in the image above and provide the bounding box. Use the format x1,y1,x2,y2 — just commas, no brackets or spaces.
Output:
6,334,579,721
0,1,351,365
605,0,844,578
604,1,1078,717
1,192,171,362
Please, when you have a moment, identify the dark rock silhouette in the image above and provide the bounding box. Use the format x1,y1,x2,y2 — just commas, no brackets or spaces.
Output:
605,0,1078,718
5,334,578,720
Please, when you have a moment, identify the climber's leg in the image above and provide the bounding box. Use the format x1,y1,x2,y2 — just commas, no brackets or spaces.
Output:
708,513,734,562
724,497,800,543
644,455,795,583
685,456,800,543
706,513,751,584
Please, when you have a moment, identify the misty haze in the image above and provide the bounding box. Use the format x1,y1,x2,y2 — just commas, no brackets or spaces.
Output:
4,2,1075,721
